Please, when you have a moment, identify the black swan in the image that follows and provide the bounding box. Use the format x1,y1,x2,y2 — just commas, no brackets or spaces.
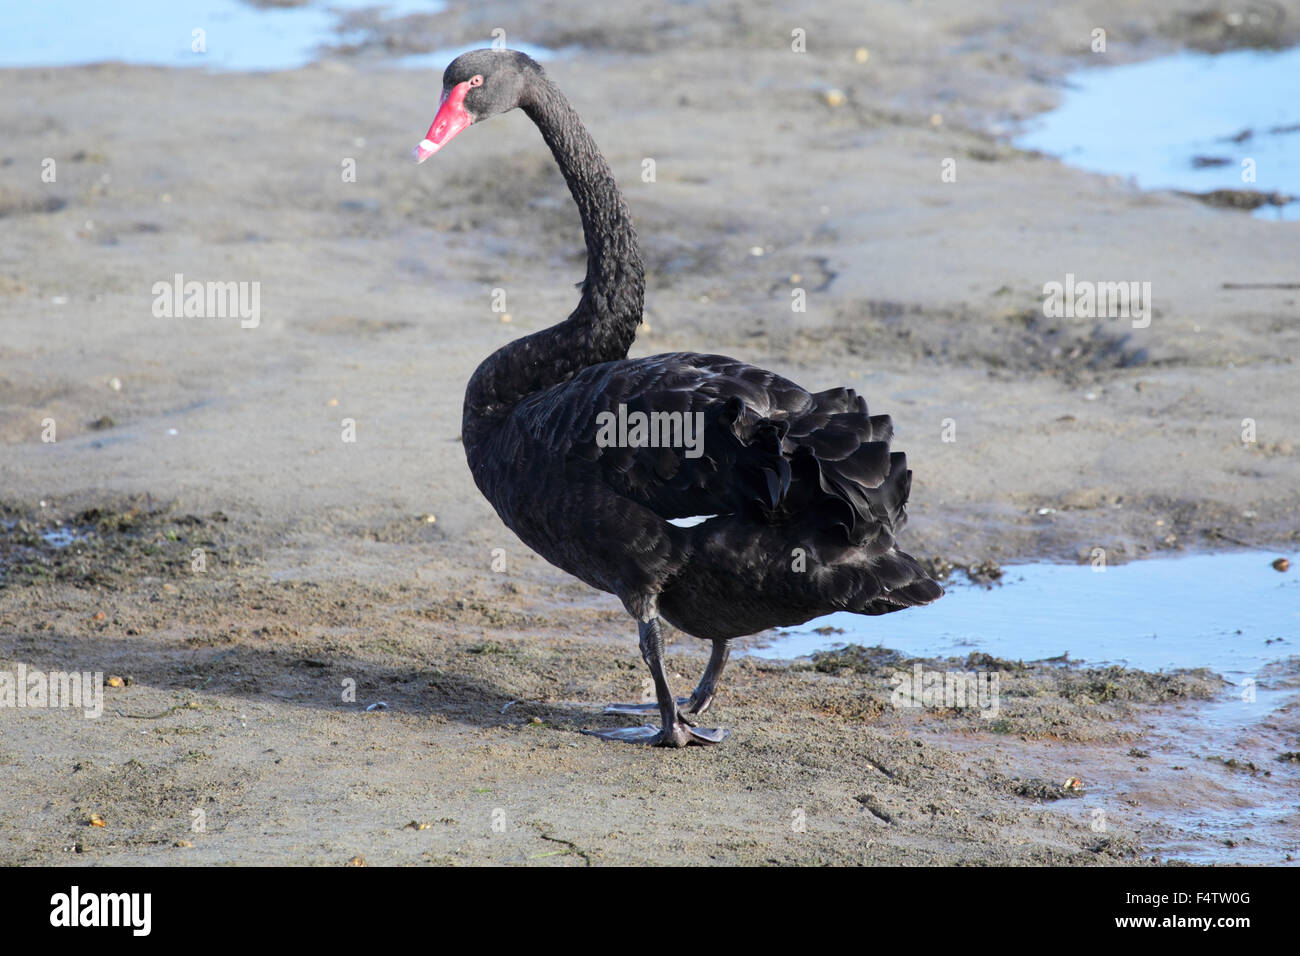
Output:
415,50,943,746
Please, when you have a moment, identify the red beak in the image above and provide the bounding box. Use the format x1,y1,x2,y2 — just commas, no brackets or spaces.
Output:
414,81,474,163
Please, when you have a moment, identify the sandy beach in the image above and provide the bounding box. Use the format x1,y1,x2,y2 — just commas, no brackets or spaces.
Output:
1,0,1298,865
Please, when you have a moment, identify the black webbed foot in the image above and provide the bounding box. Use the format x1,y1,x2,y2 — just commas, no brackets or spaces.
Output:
583,619,730,746
582,723,729,747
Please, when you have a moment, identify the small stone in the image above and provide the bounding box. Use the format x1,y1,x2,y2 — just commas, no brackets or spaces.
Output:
854,47,869,63
1273,557,1291,572
821,88,846,108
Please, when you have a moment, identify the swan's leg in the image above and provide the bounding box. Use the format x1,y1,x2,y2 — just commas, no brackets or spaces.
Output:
601,698,689,716
602,638,731,716
682,639,731,716
584,618,729,746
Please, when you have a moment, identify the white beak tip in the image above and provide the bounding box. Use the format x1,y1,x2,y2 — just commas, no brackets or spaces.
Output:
413,139,438,163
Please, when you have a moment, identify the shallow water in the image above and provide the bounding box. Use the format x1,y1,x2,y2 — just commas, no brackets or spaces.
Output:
1073,679,1299,866
1015,48,1300,220
0,1,553,72
755,551,1297,675
38,525,87,549
756,551,1300,865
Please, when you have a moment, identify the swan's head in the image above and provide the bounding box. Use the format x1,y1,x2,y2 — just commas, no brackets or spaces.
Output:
414,49,541,163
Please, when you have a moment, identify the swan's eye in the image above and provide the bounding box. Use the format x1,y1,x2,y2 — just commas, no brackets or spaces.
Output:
468,75,484,87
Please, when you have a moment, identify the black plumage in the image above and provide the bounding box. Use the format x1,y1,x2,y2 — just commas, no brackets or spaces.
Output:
420,49,942,746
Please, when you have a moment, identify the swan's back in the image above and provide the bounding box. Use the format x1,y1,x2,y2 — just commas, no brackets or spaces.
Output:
481,351,941,640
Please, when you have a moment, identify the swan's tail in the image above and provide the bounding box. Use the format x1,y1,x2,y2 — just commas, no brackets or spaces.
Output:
805,539,945,616
718,385,919,554
664,515,941,640
678,384,943,629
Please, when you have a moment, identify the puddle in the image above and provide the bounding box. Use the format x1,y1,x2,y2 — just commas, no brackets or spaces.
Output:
1126,680,1298,865
0,1,553,72
39,525,91,549
1015,47,1300,220
0,519,93,551
755,551,1297,672
0,519,93,585
755,551,1300,865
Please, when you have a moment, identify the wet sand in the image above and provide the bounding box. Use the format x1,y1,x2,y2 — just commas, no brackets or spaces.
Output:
1,0,1299,865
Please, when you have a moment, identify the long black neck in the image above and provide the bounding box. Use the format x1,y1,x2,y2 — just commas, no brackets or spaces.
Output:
463,72,644,431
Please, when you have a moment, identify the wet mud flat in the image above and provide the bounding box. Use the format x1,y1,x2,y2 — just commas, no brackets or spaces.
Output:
1,501,1295,865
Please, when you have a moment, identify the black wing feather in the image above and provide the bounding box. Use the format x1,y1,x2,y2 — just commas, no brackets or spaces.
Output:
517,352,911,543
